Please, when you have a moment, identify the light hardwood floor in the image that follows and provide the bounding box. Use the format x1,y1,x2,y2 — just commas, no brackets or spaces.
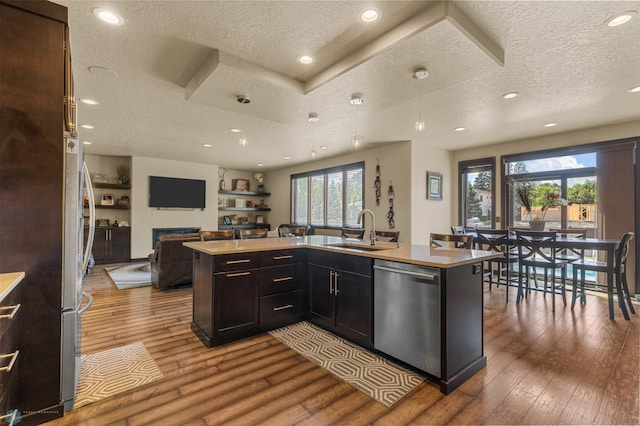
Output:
48,264,639,425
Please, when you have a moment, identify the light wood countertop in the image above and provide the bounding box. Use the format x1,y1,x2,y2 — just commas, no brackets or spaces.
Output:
0,272,25,302
184,235,501,268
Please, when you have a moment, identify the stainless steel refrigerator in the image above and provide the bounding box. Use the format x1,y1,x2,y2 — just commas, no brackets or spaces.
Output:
61,137,95,411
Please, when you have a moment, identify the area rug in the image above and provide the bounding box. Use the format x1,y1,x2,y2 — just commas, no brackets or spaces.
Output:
269,321,424,407
75,342,164,409
105,262,151,289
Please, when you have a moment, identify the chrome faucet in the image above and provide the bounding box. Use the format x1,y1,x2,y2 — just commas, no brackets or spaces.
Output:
357,209,377,245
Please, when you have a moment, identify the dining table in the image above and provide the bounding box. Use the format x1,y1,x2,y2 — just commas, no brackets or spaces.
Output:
470,231,630,320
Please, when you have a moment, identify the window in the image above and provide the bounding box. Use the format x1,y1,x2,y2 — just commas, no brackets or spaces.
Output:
459,158,495,229
291,162,364,228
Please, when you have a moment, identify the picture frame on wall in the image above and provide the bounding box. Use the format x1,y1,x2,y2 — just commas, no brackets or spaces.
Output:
255,215,264,224
223,215,232,225
427,171,443,200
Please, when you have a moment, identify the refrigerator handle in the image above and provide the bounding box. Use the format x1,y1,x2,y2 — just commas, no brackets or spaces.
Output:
82,162,95,274
78,291,93,315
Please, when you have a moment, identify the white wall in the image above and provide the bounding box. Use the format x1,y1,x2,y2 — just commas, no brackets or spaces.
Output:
410,140,453,245
266,142,413,243
130,156,219,258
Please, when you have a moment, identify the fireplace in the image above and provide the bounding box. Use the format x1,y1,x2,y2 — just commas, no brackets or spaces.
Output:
152,227,201,249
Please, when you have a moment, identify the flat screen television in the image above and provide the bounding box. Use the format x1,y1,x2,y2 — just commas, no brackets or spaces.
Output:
148,176,206,209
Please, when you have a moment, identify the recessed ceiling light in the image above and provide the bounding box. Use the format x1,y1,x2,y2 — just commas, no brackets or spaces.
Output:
320,145,328,150
202,144,212,148
298,55,314,65
80,124,95,129
93,8,124,25
502,92,519,99
229,128,242,133
283,156,291,160
350,93,364,105
543,122,558,128
605,11,636,27
454,127,466,132
80,98,99,105
359,8,381,23
83,141,92,145
257,163,264,167
628,85,640,93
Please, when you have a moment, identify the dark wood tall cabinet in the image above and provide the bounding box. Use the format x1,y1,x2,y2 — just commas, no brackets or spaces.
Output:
0,0,69,423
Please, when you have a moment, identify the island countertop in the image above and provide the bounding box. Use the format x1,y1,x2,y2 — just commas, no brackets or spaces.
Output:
184,235,501,268
0,272,25,303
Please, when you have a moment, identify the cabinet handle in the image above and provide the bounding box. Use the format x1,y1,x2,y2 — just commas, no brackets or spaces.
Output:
334,272,340,295
226,259,251,264
227,271,251,278
272,276,293,283
273,255,294,260
329,270,334,295
0,304,21,319
273,304,293,311
0,351,19,372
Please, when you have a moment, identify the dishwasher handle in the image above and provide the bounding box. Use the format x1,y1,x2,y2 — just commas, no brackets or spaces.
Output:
373,265,438,282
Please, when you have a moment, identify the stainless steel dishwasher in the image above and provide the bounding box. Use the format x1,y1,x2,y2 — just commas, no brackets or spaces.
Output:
373,259,441,377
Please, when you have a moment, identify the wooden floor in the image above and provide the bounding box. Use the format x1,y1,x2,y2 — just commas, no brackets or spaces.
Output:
47,264,639,426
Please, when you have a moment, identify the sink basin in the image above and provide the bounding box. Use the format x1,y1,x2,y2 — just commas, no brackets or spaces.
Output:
324,243,392,251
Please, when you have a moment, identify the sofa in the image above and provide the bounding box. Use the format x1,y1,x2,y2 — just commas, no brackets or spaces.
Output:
148,233,200,290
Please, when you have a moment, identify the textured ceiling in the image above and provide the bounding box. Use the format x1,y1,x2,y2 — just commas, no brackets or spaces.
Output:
55,0,640,171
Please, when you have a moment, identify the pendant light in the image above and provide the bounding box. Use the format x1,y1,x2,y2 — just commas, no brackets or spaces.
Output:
412,67,429,132
350,93,364,148
308,112,318,158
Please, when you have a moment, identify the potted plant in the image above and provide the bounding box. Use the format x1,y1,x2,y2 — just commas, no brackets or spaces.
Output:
511,177,566,230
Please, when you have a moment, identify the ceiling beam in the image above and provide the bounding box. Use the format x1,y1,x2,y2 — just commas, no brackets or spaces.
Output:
184,49,219,100
445,1,505,66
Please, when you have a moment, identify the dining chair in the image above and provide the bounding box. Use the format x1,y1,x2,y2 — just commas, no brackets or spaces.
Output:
277,224,307,237
549,228,588,288
341,227,365,239
571,232,635,318
199,230,234,241
475,229,518,301
238,228,268,239
375,230,400,243
515,230,569,311
430,233,473,249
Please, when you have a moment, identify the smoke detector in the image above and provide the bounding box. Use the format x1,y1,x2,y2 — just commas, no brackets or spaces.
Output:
236,95,251,104
412,67,429,80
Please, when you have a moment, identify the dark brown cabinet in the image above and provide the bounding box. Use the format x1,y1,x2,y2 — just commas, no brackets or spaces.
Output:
258,250,305,330
0,0,69,422
308,251,373,349
88,227,130,264
192,252,260,347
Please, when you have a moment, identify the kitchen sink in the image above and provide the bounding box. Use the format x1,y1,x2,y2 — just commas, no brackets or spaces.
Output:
324,243,392,251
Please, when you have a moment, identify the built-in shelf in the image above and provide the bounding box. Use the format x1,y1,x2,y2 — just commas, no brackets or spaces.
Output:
218,207,271,212
85,204,130,210
93,182,131,190
219,190,270,196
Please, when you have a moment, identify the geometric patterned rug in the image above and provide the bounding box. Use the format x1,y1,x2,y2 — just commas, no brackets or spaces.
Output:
105,262,152,290
74,342,164,408
269,321,424,407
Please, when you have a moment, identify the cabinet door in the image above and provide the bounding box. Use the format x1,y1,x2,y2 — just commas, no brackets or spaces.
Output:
109,228,130,262
213,269,259,343
335,270,373,348
307,263,335,330
90,228,109,262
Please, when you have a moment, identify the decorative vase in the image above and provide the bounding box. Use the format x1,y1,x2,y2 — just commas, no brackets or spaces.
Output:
529,220,546,231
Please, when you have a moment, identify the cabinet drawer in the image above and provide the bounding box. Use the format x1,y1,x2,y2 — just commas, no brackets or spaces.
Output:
214,252,260,272
260,290,304,330
260,264,302,296
0,291,20,338
0,349,19,405
260,249,303,267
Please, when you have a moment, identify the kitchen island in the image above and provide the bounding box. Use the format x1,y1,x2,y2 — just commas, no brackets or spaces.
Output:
184,235,501,394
